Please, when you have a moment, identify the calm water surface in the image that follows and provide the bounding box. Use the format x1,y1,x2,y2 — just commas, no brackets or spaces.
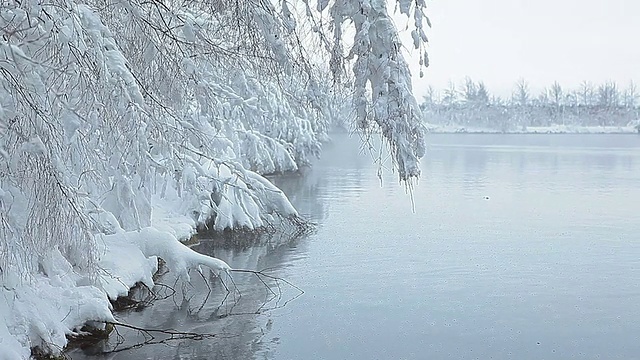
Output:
70,134,640,359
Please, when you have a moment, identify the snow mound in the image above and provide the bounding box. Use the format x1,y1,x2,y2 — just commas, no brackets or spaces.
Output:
0,205,236,357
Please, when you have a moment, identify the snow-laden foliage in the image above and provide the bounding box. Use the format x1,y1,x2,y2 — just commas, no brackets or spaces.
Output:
311,0,429,180
0,0,428,356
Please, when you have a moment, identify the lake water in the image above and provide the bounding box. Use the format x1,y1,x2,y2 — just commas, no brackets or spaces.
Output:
69,134,640,360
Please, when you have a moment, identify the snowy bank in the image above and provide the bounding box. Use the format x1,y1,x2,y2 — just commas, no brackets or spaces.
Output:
0,160,300,357
0,178,303,355
425,123,639,134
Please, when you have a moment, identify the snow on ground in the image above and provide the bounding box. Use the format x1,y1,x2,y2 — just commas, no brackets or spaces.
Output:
0,253,115,359
0,207,217,358
425,124,639,134
0,162,298,358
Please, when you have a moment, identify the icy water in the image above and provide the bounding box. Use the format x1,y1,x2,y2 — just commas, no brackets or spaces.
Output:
69,134,640,360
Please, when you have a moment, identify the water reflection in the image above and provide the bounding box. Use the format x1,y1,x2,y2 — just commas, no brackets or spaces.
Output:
266,169,329,223
67,228,312,360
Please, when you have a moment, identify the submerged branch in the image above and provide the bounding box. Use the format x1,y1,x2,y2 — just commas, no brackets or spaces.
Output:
98,320,221,354
230,268,304,296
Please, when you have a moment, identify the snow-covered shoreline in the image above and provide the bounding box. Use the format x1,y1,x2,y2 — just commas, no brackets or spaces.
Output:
0,205,216,359
425,124,640,134
1,0,425,357
0,163,300,358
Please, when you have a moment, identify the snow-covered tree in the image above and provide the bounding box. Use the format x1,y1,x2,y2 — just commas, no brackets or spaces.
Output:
622,81,638,109
598,81,620,108
420,78,638,130
476,81,490,105
579,81,596,106
422,85,439,106
0,0,430,356
512,78,531,107
318,0,429,180
442,81,459,106
462,77,478,104
550,82,563,107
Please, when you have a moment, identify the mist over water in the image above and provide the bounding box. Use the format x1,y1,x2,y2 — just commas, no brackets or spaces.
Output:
69,133,640,359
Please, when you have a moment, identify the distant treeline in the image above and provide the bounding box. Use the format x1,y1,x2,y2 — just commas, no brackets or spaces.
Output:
420,78,640,130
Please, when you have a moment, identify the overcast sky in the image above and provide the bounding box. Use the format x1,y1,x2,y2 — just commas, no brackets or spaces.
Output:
404,0,640,99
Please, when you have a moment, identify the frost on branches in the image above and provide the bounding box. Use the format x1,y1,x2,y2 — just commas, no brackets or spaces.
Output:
0,0,428,356
314,0,429,180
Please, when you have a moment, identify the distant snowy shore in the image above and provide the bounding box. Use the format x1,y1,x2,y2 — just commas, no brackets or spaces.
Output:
425,124,640,134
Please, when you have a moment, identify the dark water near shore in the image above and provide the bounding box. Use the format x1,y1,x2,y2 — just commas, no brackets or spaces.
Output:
69,134,640,359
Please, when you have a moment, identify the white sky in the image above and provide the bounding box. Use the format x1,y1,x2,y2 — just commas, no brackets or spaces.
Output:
401,0,640,99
